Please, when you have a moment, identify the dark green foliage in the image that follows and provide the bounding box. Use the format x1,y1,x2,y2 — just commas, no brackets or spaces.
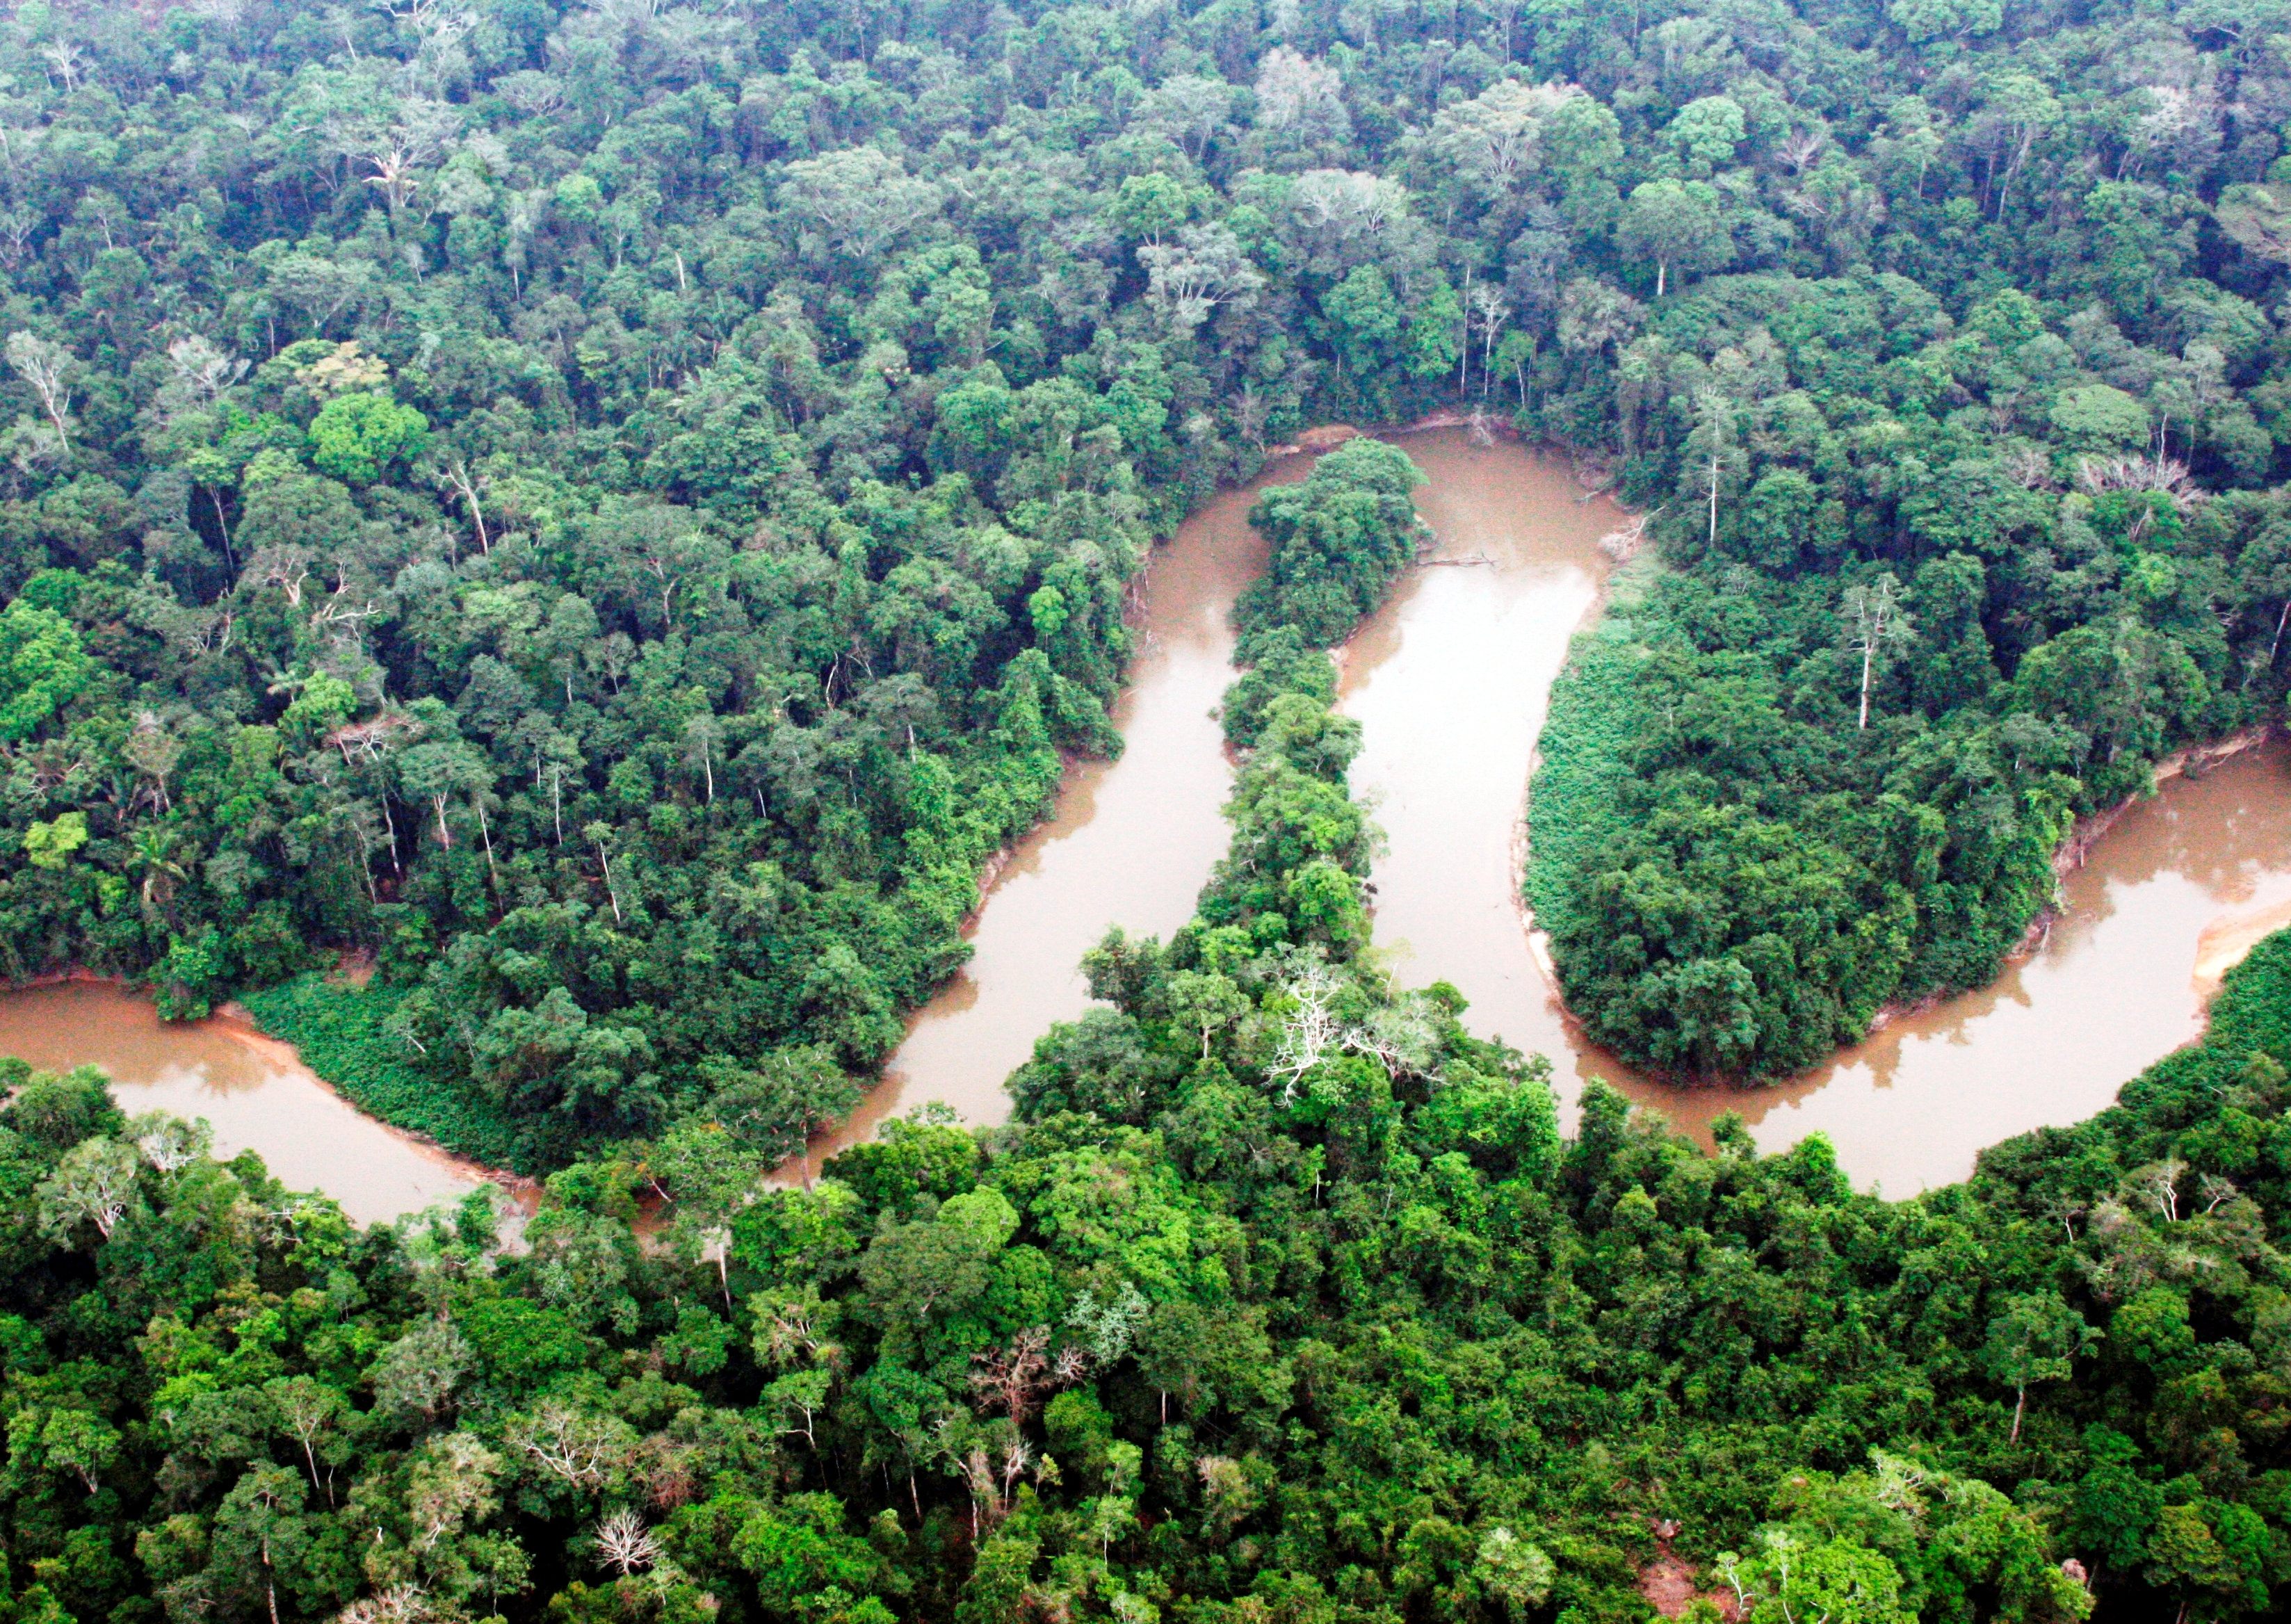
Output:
1219,626,1339,749
1005,1009,1185,1127
1531,259,2291,1072
2210,934,2291,1063
1531,545,2210,1075
1237,438,1428,647
0,0,2281,1126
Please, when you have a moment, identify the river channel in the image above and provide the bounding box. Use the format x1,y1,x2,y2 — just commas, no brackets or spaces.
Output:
2,429,2284,1207
0,980,487,1225
1347,432,2291,1196
792,460,1295,1175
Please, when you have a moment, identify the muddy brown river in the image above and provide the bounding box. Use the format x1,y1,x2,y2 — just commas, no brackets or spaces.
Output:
1607,742,2291,1192
0,981,486,1225
792,460,1294,1175
4,428,2285,1207
1347,433,2291,1196
830,428,2291,1194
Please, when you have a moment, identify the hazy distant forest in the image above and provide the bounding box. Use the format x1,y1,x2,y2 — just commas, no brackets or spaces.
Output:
6,0,2291,1621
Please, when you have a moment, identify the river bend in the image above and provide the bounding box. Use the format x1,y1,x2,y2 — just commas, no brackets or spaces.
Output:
5,430,2284,1206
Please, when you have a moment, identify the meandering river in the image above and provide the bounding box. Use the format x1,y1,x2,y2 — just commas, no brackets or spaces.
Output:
829,426,2291,1194
4,428,2285,1207
1346,432,2291,1196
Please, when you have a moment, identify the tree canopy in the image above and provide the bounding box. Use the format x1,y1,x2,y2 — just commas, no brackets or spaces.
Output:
2,0,2291,1619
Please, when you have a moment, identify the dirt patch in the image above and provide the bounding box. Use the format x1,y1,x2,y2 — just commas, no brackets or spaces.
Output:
1639,1556,1702,1617
7,966,132,992
327,950,377,988
1637,1552,1738,1619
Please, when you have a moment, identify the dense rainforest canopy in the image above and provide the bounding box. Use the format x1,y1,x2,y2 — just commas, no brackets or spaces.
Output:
5,0,2291,1621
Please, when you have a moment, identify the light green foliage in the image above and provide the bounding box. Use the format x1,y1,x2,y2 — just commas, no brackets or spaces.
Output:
1475,1526,1556,1617
1984,1292,2096,1436
1617,179,1731,295
1669,95,1747,170
20,812,84,870
0,602,87,742
279,671,357,740
2049,384,2152,446
2216,182,2291,267
35,1137,140,1245
306,391,429,485
1888,0,2004,43
1726,1532,1915,1624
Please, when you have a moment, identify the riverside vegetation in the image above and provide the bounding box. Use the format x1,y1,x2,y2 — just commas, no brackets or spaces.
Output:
5,0,2291,1621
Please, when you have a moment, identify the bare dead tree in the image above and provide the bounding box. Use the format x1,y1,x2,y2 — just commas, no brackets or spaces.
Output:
434,457,489,554
968,1327,1074,1425
592,1508,662,1577
7,331,75,453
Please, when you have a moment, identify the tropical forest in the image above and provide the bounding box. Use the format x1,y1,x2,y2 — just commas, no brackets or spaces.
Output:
7,0,2291,1620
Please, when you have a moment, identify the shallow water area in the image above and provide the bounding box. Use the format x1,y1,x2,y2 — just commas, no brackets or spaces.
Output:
0,980,485,1226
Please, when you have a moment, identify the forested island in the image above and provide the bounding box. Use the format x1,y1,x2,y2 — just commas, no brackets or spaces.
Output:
4,0,2291,1620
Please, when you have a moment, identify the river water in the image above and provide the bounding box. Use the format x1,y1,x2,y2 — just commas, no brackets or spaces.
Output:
838,425,2291,1194
1614,740,2291,1192
1338,430,1615,1091
3,430,2284,1207
791,460,1293,1175
0,981,486,1226
1345,432,2291,1196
